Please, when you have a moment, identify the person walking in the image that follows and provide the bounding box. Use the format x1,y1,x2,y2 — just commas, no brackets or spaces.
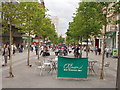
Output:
2,44,8,66
35,44,38,55
98,48,101,55
13,44,15,55
55,47,59,56
42,45,47,57
30,44,34,52
68,46,72,54
40,45,44,55
12,44,17,55
105,48,109,58
8,45,10,59
95,46,98,55
19,44,23,53
74,45,80,58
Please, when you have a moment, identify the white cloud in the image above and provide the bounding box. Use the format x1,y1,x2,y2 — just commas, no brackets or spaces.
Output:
44,0,80,35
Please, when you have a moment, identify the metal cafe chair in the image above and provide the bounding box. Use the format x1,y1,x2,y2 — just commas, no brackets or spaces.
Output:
35,60,52,76
34,61,43,74
88,61,97,75
47,57,58,74
48,60,57,74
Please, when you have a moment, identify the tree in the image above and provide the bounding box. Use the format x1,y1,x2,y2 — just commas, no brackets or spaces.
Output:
30,4,46,60
2,2,21,77
34,16,57,59
67,2,113,79
58,36,65,44
15,2,46,65
67,2,103,57
99,2,111,80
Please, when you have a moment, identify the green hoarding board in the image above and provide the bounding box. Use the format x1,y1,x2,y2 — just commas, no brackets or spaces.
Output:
57,56,88,78
113,48,118,57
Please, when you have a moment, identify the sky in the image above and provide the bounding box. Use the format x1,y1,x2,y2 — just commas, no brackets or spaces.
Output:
44,0,81,35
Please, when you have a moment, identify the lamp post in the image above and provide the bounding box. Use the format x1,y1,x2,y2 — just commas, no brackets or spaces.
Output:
116,13,120,90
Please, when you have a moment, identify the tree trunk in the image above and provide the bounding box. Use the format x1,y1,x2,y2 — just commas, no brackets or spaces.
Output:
9,22,14,77
100,8,107,79
27,31,30,66
100,33,106,79
38,39,40,60
86,38,89,57
80,37,82,58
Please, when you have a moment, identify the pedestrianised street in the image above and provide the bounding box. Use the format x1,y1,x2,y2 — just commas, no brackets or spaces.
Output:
1,0,120,89
1,49,118,88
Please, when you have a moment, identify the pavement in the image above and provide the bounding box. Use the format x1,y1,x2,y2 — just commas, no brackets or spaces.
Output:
1,49,118,88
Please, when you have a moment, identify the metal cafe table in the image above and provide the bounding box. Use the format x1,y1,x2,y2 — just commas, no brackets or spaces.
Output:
88,60,97,75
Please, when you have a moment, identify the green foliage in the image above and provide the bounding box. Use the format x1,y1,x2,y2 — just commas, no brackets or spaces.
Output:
58,36,65,44
33,15,58,44
14,2,46,35
2,2,21,33
66,2,105,44
2,2,58,43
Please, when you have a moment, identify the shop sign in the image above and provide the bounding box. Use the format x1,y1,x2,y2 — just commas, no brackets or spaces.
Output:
57,56,88,78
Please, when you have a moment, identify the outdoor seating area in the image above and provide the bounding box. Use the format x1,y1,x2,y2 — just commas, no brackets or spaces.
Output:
35,56,58,76
34,56,98,79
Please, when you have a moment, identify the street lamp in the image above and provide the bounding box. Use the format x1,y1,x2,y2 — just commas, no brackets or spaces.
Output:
116,13,120,90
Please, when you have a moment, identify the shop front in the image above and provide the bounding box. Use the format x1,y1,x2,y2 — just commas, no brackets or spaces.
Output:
106,32,116,49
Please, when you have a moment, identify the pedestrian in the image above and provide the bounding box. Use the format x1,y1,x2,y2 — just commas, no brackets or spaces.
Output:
40,45,44,55
95,46,98,55
2,44,8,66
42,46,47,57
74,45,80,58
109,49,112,57
105,48,109,58
12,44,17,55
12,45,15,55
19,44,23,53
98,48,101,55
55,47,59,56
13,44,17,54
18,44,21,53
68,46,72,54
30,44,34,52
21,44,24,52
8,45,10,59
46,49,50,56
35,44,38,55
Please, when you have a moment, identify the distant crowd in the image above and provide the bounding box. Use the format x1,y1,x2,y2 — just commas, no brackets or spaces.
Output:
1,43,113,66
